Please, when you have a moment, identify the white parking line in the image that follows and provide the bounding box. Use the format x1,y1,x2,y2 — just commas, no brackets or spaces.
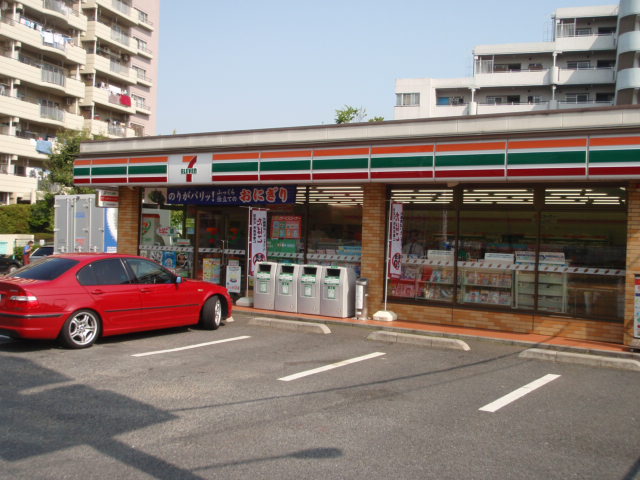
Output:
132,336,251,357
278,352,386,382
479,374,561,413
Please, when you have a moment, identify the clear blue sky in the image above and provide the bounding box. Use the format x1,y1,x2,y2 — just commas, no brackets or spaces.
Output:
157,0,614,135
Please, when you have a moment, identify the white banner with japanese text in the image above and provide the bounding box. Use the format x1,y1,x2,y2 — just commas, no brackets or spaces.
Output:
249,208,268,276
388,202,403,279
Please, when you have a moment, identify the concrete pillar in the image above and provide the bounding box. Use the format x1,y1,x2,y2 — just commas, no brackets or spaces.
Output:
361,183,387,313
117,186,141,255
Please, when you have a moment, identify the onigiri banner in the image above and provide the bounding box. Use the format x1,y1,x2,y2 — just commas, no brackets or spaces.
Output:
167,186,296,205
388,202,403,279
249,208,268,276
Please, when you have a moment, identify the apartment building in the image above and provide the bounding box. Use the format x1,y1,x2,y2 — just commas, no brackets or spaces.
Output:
395,1,640,120
0,0,159,204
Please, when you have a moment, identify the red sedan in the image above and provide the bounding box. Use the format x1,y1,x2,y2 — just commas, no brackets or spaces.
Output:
0,253,233,349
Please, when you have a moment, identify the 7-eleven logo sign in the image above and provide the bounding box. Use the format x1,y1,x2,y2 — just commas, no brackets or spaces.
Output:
181,155,198,182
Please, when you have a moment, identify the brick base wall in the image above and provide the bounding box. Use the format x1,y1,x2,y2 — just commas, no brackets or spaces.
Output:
624,183,640,346
117,186,141,256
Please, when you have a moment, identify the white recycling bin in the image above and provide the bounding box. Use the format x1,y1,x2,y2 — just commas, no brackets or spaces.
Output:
275,263,300,313
253,262,278,310
320,266,356,318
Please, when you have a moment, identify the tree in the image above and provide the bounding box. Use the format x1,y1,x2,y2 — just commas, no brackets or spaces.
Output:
334,105,384,124
0,204,32,233
42,129,97,195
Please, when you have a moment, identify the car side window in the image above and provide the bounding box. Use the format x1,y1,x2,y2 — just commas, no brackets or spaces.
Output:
78,258,130,286
126,258,175,284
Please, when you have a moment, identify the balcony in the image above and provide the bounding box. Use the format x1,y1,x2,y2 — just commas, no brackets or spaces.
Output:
0,92,84,130
83,0,138,27
135,71,152,87
557,100,614,109
0,55,84,97
557,67,615,85
83,118,136,138
20,0,87,31
0,17,86,65
474,69,551,87
85,54,136,85
81,86,136,114
555,33,616,52
85,21,137,55
476,102,550,115
0,132,48,161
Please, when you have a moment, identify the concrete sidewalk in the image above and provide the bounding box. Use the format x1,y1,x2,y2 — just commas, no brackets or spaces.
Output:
233,305,640,366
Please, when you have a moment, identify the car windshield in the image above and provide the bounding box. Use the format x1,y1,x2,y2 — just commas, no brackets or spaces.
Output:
32,247,54,256
10,257,78,280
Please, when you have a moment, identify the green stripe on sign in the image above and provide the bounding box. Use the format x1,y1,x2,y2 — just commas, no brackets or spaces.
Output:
436,153,504,167
128,165,167,175
74,167,91,176
260,160,311,172
589,149,640,163
508,151,585,165
212,162,258,173
371,155,433,169
313,157,368,170
92,166,127,176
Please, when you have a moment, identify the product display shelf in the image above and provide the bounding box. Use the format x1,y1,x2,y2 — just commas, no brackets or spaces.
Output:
460,266,514,307
418,265,455,301
515,271,567,313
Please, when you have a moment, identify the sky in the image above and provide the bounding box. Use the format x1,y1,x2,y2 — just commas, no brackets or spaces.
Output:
156,0,615,135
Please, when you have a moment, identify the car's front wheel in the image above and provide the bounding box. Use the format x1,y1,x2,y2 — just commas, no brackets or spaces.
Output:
59,309,101,349
199,296,222,330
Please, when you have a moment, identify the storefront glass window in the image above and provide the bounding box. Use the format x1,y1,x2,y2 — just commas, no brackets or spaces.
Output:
542,187,626,321
307,186,363,276
386,184,626,323
139,188,192,277
388,188,456,302
457,209,537,309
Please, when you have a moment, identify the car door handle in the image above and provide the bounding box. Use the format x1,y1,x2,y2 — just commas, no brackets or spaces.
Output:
90,289,104,295
139,288,152,293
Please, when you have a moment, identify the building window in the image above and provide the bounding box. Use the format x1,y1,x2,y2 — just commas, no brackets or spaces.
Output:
575,27,592,36
493,63,521,72
595,92,615,103
486,96,503,105
597,59,615,69
567,61,591,70
396,93,420,106
528,63,543,71
565,93,589,103
527,95,541,104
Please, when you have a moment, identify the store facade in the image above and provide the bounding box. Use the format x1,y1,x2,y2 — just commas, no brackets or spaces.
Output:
76,107,640,347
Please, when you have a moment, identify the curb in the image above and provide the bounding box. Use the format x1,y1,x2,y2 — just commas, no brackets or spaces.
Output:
367,331,470,351
248,317,331,335
520,348,640,371
233,310,640,362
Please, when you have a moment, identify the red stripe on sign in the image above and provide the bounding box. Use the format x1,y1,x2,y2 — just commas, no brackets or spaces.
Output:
90,177,128,184
128,177,168,183
372,145,434,155
371,171,434,179
313,172,369,180
212,174,259,182
260,173,311,181
508,167,586,177
588,166,640,176
435,169,504,178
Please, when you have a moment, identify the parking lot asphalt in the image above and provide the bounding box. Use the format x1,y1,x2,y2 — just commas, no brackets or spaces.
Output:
2,315,640,480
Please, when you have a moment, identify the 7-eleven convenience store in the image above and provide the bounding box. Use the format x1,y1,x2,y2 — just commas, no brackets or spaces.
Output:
76,106,640,348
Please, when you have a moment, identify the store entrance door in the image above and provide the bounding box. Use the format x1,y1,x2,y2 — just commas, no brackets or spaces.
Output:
194,208,248,298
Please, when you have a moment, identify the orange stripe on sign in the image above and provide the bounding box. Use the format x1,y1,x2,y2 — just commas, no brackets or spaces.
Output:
130,156,168,163
91,158,128,165
213,152,260,161
509,138,587,150
372,145,434,155
437,142,505,153
261,150,312,159
74,159,92,166
314,147,369,157
590,136,640,147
